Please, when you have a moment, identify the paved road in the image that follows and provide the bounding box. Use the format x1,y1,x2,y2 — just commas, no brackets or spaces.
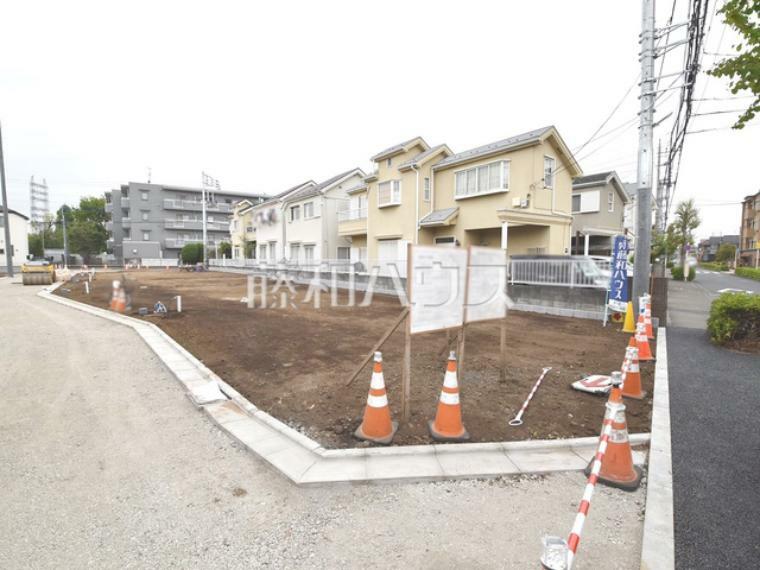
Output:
0,279,644,569
667,271,760,569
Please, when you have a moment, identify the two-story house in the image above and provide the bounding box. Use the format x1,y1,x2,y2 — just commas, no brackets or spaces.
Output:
337,126,581,272
230,199,260,260
282,168,365,264
570,171,631,255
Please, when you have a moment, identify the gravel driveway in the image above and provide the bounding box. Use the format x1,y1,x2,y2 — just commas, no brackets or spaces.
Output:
0,278,644,569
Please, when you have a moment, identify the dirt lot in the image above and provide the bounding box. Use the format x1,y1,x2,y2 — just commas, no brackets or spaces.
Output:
56,270,655,448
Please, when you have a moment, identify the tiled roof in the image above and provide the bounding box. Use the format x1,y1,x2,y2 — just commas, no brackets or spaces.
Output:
573,172,615,187
345,182,368,195
284,168,364,203
434,126,554,169
419,207,459,226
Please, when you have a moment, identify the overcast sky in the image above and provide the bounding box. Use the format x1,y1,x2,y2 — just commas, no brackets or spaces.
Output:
1,0,756,239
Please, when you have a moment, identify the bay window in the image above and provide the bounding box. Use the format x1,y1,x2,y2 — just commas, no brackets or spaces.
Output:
454,160,509,198
378,180,401,206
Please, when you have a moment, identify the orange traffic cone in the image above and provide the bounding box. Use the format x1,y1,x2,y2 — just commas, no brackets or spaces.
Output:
644,303,655,340
594,400,642,491
109,280,127,313
635,321,654,361
355,352,397,444
628,334,637,348
607,370,624,405
429,351,469,442
621,346,646,400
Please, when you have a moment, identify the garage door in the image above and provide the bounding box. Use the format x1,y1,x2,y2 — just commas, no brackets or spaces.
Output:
377,239,408,277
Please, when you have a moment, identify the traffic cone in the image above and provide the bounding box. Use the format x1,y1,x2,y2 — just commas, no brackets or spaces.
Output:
635,321,655,361
621,346,646,400
607,370,624,405
354,352,397,445
622,301,636,333
628,334,637,348
109,280,126,313
643,298,655,339
593,400,642,491
429,351,470,442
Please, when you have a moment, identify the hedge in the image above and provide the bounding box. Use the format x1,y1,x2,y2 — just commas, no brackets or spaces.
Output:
707,292,760,345
180,242,204,265
699,261,728,272
736,267,760,282
671,265,695,281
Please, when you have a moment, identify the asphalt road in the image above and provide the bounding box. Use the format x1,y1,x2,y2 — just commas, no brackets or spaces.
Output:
667,271,760,569
0,278,645,569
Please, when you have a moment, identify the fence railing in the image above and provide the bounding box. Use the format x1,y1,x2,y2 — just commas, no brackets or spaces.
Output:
209,257,406,276
141,258,179,267
509,257,610,288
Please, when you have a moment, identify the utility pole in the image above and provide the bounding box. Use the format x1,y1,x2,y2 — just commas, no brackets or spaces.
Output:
632,0,656,316
0,123,14,277
62,209,70,268
655,139,663,233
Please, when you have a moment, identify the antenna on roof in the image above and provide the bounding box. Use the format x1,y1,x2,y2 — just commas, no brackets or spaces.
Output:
147,167,152,183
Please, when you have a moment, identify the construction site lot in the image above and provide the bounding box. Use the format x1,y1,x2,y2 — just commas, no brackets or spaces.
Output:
55,270,654,449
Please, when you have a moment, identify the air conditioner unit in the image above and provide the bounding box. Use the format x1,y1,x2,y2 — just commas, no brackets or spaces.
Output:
520,198,529,208
511,197,522,208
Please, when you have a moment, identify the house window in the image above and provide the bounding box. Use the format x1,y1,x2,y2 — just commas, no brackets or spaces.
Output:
141,211,149,221
290,205,300,222
290,244,300,261
608,191,615,213
140,191,149,201
337,246,350,260
269,242,277,260
572,194,581,214
386,158,392,167
259,244,267,259
378,180,401,206
454,160,509,198
304,245,315,262
303,202,314,218
544,156,555,189
424,178,431,202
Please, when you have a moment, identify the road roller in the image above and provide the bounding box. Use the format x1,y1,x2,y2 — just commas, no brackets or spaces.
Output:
21,260,56,285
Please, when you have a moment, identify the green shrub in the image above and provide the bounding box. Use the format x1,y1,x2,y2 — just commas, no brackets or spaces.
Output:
707,292,760,345
180,242,204,265
736,267,760,281
671,265,695,281
666,261,674,269
700,261,728,271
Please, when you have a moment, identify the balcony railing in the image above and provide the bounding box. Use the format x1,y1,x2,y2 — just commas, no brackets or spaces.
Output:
164,219,229,231
337,207,368,222
163,199,233,213
164,237,228,249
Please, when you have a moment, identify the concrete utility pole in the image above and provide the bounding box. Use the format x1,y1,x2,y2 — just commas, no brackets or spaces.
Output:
655,139,663,233
0,123,14,277
201,178,208,268
62,210,70,268
632,0,656,316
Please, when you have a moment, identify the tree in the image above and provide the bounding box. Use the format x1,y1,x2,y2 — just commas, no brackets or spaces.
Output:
67,197,109,263
180,242,203,264
671,199,701,279
651,227,680,263
709,0,760,129
716,242,737,263
218,241,231,258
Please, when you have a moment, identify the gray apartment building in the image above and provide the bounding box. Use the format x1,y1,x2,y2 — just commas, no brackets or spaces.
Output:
105,182,267,262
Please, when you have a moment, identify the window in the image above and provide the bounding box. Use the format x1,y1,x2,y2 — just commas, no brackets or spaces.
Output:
290,244,300,261
608,191,615,213
269,242,276,260
304,245,315,262
454,160,509,198
303,202,314,218
572,194,581,213
208,216,214,222
121,208,130,219
290,205,300,222
141,211,149,221
121,188,129,198
378,180,401,206
386,158,392,167
424,178,430,202
140,191,149,201
435,236,456,246
142,231,150,241
544,156,555,189
337,246,350,260
573,190,600,213
123,228,131,239
259,244,267,259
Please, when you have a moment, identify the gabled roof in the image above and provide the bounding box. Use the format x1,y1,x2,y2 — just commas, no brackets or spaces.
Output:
345,182,368,195
370,136,430,162
398,144,453,171
432,126,582,177
256,180,316,208
283,168,365,203
573,171,630,203
0,207,29,221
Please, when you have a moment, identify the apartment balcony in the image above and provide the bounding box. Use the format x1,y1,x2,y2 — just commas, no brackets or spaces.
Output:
164,219,229,231
163,198,233,213
164,237,228,249
337,207,368,236
105,202,113,213
105,220,113,231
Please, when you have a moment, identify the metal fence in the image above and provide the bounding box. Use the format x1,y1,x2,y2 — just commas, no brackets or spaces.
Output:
142,258,179,267
509,257,610,288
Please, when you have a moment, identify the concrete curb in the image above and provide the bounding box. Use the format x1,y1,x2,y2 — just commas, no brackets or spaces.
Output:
640,329,674,569
38,282,652,486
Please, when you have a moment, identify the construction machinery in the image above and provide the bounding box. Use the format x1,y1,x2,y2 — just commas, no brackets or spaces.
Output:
21,260,56,285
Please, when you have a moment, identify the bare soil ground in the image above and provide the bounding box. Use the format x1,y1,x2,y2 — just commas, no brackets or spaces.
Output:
56,270,655,448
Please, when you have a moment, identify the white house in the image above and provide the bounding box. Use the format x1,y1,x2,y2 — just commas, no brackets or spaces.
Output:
251,180,316,262
282,168,366,263
0,207,30,267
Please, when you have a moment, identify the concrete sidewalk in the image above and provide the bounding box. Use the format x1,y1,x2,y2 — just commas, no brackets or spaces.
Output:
0,279,645,568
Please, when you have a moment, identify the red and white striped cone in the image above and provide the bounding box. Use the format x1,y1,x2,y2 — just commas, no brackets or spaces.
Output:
429,351,469,442
354,352,397,445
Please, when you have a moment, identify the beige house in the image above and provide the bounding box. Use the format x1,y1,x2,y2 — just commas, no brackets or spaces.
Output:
230,199,259,260
570,171,630,256
338,126,581,269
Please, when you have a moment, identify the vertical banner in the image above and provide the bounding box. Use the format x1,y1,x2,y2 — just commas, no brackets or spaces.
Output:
608,235,629,312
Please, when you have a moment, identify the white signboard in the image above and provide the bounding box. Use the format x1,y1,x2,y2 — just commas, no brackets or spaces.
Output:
466,246,508,323
409,245,468,335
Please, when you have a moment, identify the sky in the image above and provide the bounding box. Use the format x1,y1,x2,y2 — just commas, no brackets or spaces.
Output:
0,0,757,240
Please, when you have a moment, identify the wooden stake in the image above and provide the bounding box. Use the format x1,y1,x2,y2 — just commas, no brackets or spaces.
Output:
457,247,472,383
344,307,409,387
401,242,413,423
500,317,507,382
